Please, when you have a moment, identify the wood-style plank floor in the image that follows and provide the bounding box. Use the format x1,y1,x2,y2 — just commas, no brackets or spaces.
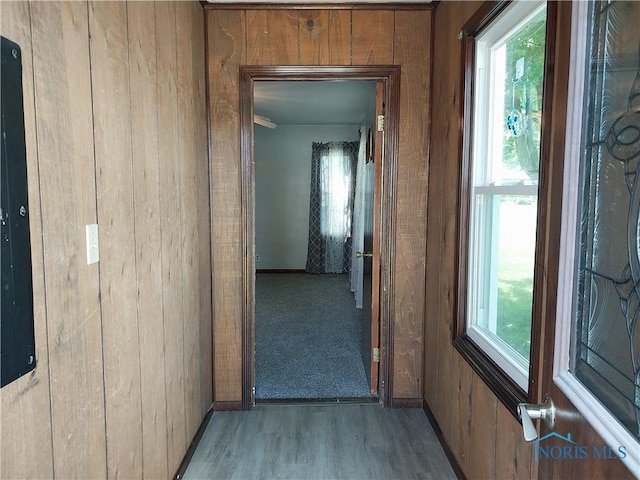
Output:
182,404,457,480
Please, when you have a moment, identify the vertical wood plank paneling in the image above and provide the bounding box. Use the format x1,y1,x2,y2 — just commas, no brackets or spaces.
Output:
156,2,187,472
1,2,210,477
328,10,352,65
192,1,213,417
208,9,246,402
246,10,299,65
469,376,497,479
392,10,431,398
89,3,143,476
127,2,169,478
299,10,330,65
423,0,454,418
29,2,107,478
298,10,331,65
451,354,472,477
351,11,394,65
298,10,351,65
496,401,533,480
176,0,202,442
0,3,54,477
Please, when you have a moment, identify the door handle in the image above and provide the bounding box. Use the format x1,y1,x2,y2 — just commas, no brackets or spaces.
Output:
517,394,556,442
356,251,373,258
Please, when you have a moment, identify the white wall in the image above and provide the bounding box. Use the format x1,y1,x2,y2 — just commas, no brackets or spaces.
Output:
255,124,360,269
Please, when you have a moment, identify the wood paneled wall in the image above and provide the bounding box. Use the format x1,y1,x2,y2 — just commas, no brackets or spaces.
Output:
206,7,432,403
0,2,212,478
424,2,535,478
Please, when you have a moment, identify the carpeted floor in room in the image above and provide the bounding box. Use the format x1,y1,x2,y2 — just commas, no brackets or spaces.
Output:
255,273,374,400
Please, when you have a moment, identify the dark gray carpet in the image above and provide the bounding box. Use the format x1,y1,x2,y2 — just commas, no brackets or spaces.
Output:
255,273,374,399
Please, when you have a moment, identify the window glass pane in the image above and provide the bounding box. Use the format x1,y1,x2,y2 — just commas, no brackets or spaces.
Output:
471,194,536,361
573,0,640,439
467,1,546,388
500,9,546,185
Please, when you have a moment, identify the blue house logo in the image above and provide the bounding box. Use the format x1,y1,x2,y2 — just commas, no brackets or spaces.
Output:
533,432,627,461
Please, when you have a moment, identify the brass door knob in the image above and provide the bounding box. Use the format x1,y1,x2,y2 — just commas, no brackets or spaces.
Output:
356,251,373,258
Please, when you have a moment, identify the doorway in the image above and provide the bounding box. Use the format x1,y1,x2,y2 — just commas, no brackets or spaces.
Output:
253,80,375,400
240,66,400,409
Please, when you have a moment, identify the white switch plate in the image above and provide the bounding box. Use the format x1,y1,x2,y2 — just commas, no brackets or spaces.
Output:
86,224,99,265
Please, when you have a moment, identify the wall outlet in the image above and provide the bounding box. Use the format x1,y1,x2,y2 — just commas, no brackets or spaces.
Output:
256,254,260,262
86,224,99,265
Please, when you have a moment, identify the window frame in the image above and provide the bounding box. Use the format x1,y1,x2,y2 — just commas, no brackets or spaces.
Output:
454,0,555,415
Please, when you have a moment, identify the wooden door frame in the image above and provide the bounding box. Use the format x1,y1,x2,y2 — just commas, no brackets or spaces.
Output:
239,65,400,410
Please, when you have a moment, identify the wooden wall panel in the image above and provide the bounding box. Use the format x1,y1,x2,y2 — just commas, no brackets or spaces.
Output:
176,0,203,442
207,6,430,404
298,10,352,66
89,2,143,476
392,10,431,398
126,2,170,478
247,10,299,65
29,2,107,477
450,354,472,476
468,377,498,479
1,2,210,477
299,10,330,65
0,3,54,477
352,11,394,65
496,400,534,479
156,2,188,472
328,11,352,65
424,2,535,479
208,9,246,402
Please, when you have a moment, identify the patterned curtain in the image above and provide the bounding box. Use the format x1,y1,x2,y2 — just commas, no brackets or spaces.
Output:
306,141,359,274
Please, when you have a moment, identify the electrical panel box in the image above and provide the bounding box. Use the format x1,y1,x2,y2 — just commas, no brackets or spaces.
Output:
1,36,36,387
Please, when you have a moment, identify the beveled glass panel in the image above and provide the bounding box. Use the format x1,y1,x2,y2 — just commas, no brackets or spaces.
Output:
573,0,640,438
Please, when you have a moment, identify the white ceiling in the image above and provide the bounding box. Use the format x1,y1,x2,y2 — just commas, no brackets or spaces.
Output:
254,80,376,126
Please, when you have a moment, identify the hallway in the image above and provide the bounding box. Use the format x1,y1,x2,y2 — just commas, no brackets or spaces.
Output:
182,404,456,479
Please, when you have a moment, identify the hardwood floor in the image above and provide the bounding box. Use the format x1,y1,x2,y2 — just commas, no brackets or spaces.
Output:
182,404,457,480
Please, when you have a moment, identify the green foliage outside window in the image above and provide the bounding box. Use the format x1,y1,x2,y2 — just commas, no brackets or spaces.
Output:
502,9,547,182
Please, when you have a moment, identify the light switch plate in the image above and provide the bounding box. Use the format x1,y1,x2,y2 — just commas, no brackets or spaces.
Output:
86,224,99,265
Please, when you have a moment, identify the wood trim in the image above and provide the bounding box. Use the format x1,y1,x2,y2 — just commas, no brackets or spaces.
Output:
173,407,214,480
240,65,400,409
240,69,254,411
202,3,436,11
391,398,423,408
453,336,526,416
422,400,468,480
381,67,400,408
460,1,505,38
213,401,243,411
255,269,306,273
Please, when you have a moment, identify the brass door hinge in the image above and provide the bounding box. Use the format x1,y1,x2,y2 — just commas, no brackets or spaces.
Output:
377,115,385,132
373,347,380,363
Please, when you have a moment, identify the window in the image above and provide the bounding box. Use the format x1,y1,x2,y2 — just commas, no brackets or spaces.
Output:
456,0,548,408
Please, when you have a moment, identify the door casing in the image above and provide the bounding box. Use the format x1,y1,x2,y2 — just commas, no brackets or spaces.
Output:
239,65,401,409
